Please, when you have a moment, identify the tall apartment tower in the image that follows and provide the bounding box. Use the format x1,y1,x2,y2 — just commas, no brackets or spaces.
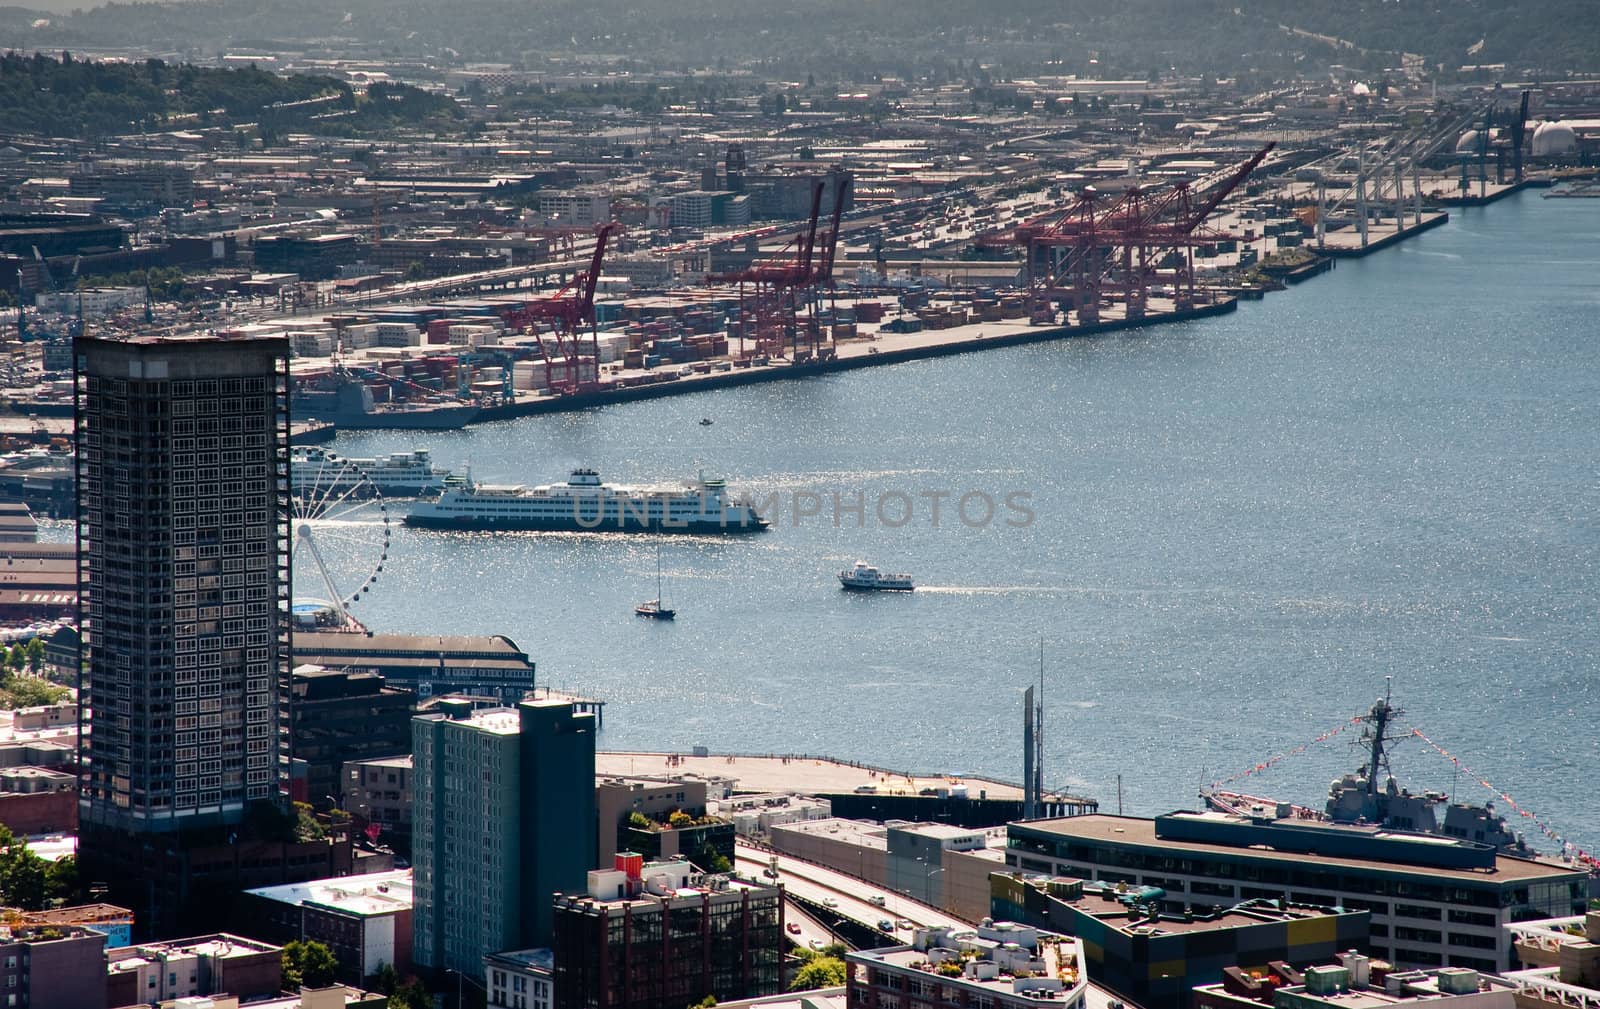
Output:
413,698,597,979
74,334,293,934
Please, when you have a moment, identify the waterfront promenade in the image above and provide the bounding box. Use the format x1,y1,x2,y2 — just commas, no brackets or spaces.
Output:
597,750,1027,800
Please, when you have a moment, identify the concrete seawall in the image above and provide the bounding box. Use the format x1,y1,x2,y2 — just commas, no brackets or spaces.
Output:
477,299,1240,422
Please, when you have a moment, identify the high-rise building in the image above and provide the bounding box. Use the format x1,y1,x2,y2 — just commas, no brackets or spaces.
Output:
413,699,597,979
74,333,295,935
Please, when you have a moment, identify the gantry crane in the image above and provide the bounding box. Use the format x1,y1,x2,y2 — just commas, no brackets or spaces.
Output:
496,222,617,395
710,179,826,359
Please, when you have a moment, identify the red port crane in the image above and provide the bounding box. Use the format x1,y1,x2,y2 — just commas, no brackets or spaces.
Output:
803,170,853,358
497,221,617,395
1014,143,1274,324
710,179,826,359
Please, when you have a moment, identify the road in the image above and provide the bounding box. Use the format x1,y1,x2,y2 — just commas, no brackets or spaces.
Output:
736,840,967,944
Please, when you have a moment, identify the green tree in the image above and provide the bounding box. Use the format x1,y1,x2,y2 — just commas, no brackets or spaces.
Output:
371,961,399,994
690,996,717,1009
790,955,848,991
283,939,340,989
390,977,431,1009
668,809,694,829
44,856,78,904
23,638,44,675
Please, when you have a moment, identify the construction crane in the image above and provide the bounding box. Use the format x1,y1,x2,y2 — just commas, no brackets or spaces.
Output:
496,221,617,395
710,179,826,360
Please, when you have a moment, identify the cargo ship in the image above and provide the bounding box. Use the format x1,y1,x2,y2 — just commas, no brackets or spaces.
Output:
292,447,452,498
404,468,768,533
292,372,481,430
1200,686,1535,856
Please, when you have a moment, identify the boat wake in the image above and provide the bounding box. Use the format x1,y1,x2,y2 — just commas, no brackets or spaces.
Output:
916,585,1068,595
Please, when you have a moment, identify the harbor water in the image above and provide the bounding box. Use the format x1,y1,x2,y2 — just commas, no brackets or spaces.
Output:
330,190,1600,854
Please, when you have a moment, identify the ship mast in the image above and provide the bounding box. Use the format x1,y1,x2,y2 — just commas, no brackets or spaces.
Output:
1362,677,1405,797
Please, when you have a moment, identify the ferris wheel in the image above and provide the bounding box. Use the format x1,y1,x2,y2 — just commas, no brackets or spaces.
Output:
290,450,392,629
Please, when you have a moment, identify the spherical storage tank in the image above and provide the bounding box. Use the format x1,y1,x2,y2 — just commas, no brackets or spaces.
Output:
1455,129,1484,154
1532,121,1578,157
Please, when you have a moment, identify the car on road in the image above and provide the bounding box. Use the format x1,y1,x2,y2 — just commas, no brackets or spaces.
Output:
786,922,802,935
896,919,914,930
822,897,839,908
763,868,778,879
809,939,827,951
878,919,895,932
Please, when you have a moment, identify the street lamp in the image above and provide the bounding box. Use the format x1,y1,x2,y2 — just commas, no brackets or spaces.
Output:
444,967,489,1009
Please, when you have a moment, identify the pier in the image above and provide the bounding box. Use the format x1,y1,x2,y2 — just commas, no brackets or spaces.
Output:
470,298,1239,423
595,750,1097,819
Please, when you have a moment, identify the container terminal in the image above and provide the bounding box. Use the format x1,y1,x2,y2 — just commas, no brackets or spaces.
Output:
2,76,1596,427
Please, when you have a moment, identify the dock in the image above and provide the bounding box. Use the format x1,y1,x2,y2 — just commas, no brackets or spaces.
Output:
474,297,1239,423
535,686,607,727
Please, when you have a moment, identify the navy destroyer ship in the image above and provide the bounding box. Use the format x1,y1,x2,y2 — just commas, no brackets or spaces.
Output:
404,468,768,533
1201,687,1535,856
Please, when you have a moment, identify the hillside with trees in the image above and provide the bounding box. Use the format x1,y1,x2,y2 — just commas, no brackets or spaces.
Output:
3,0,1595,80
0,52,461,139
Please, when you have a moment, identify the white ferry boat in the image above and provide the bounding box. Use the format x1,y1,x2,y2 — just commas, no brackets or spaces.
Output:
292,447,452,499
838,561,915,592
404,468,769,533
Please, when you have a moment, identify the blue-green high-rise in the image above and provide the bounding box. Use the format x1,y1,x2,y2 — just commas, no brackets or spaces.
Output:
413,698,597,979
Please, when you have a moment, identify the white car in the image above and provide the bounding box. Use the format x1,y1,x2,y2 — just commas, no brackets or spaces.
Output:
821,897,839,908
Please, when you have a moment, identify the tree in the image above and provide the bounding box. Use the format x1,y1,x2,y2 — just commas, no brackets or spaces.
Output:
668,809,694,829
44,855,78,904
282,939,340,989
790,955,847,991
23,638,44,675
390,977,431,1009
370,961,399,995
0,823,74,909
690,996,718,1009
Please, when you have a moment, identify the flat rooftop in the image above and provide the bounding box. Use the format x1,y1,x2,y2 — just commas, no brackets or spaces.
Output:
245,869,413,916
1015,814,1581,883
770,817,888,850
108,933,279,969
1054,881,1356,936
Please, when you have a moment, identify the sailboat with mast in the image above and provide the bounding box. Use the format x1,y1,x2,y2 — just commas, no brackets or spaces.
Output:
635,545,676,620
